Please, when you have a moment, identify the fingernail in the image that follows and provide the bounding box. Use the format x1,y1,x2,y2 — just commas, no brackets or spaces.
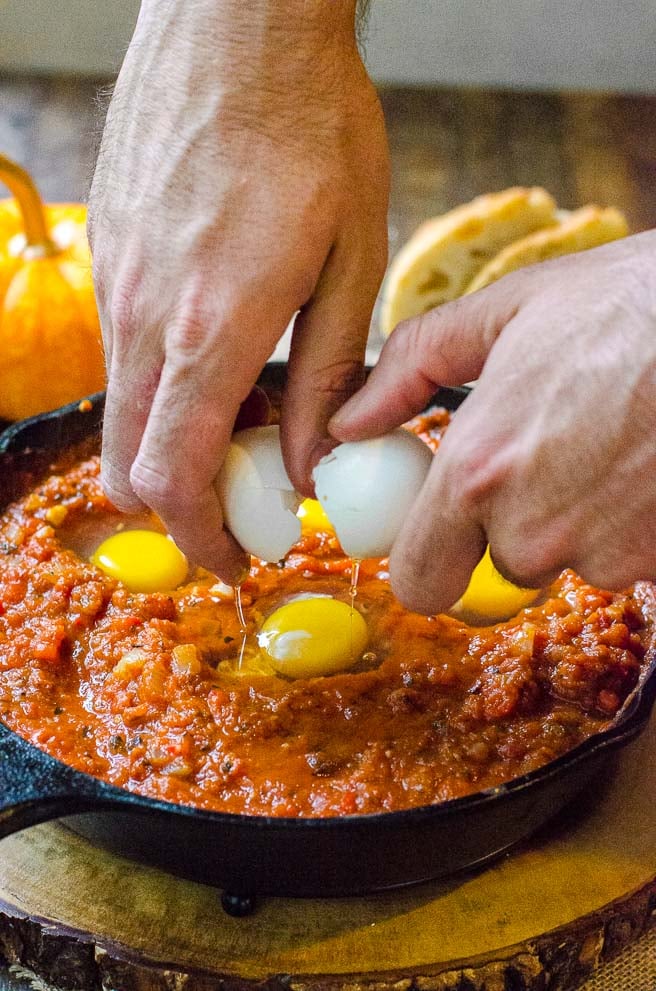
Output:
328,402,356,436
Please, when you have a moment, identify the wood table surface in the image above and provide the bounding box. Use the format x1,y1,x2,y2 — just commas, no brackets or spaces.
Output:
1,76,656,991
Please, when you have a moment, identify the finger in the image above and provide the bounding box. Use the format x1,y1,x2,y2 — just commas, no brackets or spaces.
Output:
329,275,527,441
129,308,287,580
281,232,388,495
129,357,248,581
389,452,486,615
101,343,163,513
105,371,269,516
487,542,562,592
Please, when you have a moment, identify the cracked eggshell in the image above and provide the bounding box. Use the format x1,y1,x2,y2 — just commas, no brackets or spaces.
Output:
312,429,433,559
215,425,302,562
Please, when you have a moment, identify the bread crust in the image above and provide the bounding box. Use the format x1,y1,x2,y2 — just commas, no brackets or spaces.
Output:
465,205,629,294
379,187,557,337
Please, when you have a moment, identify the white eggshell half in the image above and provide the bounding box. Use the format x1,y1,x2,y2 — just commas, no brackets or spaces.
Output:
215,425,302,562
312,429,433,559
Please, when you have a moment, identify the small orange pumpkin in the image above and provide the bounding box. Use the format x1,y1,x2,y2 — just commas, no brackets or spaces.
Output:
0,154,105,420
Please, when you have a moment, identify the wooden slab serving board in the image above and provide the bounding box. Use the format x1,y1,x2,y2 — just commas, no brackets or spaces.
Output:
0,715,654,991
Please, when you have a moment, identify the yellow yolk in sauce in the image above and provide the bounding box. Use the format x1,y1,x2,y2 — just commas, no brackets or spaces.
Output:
90,530,188,593
452,546,540,623
297,498,334,535
258,596,368,678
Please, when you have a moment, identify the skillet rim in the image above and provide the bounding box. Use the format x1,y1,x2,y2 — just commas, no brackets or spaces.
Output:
0,374,655,834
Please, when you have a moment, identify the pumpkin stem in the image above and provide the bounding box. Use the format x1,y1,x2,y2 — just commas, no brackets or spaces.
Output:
0,153,57,256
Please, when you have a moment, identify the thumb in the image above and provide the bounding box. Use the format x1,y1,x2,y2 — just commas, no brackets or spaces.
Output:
329,276,525,440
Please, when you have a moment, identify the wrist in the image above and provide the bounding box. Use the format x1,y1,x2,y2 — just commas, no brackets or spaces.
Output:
130,0,365,116
136,0,358,51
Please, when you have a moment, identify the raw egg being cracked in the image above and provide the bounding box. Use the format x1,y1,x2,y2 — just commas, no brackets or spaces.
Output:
90,529,188,593
215,425,535,631
217,426,432,564
297,498,334,536
258,595,368,679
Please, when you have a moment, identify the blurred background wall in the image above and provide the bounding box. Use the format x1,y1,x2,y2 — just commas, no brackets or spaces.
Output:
1,0,655,93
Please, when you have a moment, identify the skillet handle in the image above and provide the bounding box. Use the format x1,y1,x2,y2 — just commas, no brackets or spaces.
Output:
0,722,119,839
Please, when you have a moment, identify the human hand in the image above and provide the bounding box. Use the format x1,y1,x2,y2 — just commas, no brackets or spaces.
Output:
330,232,656,613
88,0,389,581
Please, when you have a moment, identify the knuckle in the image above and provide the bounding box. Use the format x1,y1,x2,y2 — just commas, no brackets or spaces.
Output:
288,348,365,409
314,359,366,401
100,472,142,513
165,303,219,362
447,453,506,518
488,526,567,589
391,307,461,382
107,276,143,335
386,315,423,366
129,461,178,511
488,547,551,590
391,311,421,348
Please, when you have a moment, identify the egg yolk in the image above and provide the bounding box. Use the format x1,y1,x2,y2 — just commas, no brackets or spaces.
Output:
258,596,368,678
90,530,188,593
452,546,540,623
297,498,334,535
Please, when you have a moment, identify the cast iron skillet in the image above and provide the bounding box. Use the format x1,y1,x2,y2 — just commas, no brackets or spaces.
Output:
0,364,655,916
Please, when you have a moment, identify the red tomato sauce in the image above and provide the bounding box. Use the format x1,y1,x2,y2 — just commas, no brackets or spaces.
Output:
0,410,652,817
